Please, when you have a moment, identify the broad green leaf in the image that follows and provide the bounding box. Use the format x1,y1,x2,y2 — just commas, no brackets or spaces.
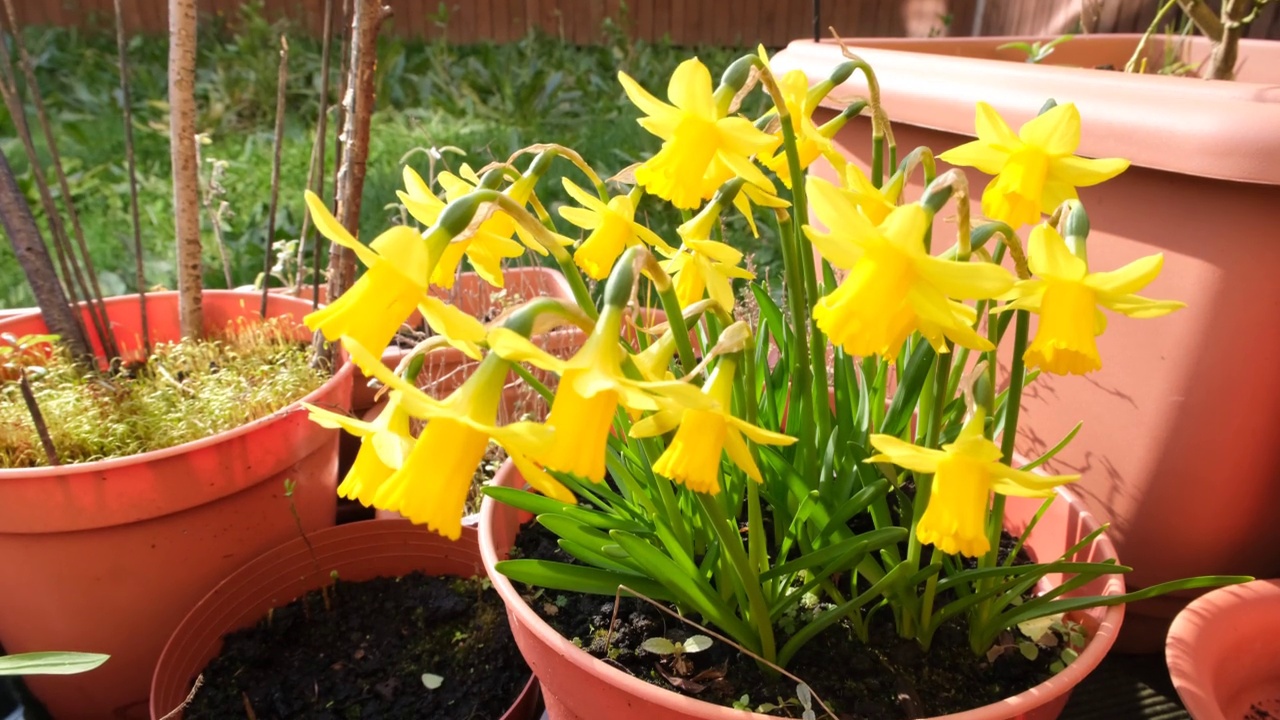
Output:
482,487,648,533
882,340,936,438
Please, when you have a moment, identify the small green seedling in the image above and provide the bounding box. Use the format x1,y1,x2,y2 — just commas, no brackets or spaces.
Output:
421,672,444,689
0,652,109,676
640,634,712,674
998,35,1074,64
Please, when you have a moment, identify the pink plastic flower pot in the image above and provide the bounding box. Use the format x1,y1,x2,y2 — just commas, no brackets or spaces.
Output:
151,519,541,720
1166,578,1280,720
0,290,352,719
479,461,1124,720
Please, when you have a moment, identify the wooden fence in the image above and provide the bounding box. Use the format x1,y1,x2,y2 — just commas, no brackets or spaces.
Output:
6,0,1280,46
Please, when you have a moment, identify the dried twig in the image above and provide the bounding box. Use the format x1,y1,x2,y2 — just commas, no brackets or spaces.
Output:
113,0,150,353
17,372,58,465
157,673,203,720
261,34,290,318
300,0,338,305
605,584,840,720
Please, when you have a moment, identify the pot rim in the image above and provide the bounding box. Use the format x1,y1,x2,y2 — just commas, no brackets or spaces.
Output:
480,461,1125,719
0,290,353,479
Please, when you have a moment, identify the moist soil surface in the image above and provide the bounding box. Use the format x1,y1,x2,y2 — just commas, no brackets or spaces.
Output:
185,572,530,720
511,522,1067,720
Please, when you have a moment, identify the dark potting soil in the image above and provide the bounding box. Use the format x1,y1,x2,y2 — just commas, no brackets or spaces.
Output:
511,522,1066,720
184,572,530,720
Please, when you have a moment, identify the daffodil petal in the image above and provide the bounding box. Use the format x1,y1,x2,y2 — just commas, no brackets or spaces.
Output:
1019,103,1081,156
304,402,375,436
1098,293,1186,318
338,336,450,418
988,463,1079,497
1085,253,1164,295
728,417,797,446
974,101,1021,150
803,226,862,271
419,296,486,360
915,255,1015,299
867,434,944,474
306,191,380,269
561,177,609,213
1028,224,1087,280
485,327,569,373
938,140,1009,176
630,408,682,438
1050,155,1130,187
723,429,763,483
668,58,715,118
559,206,602,231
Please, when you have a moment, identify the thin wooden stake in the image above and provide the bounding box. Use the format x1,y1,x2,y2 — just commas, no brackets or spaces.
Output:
0,146,91,362
113,0,150,353
297,0,335,305
17,372,58,465
169,0,204,340
261,34,289,318
2,0,120,360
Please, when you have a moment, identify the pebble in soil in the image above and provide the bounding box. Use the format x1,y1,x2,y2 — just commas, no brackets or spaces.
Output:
512,521,1071,720
184,572,529,720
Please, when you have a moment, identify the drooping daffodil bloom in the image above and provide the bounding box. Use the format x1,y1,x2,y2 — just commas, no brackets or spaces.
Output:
302,191,429,373
659,205,755,311
760,69,843,189
558,179,673,280
487,309,703,483
619,58,780,209
868,410,1079,557
1001,223,1185,375
333,336,573,540
398,165,542,289
804,177,1015,359
633,359,795,495
305,390,414,508
938,102,1129,228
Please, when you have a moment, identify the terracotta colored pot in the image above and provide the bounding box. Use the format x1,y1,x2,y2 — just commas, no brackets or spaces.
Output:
480,460,1123,720
0,290,352,719
352,266,577,411
151,519,541,720
772,34,1280,651
1166,578,1280,720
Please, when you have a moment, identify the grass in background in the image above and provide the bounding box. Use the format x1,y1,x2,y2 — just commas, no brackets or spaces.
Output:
0,4,782,309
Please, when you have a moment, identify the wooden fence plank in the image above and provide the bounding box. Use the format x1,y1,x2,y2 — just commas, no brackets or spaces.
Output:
11,0,1280,42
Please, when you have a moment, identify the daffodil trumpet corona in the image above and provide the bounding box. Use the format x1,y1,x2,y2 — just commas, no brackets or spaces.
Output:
304,49,1238,675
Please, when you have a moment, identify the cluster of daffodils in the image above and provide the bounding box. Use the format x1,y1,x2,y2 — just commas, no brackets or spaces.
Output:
303,48,1192,665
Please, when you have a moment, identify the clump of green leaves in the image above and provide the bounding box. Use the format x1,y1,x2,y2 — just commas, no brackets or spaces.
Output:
997,35,1075,64
0,318,325,467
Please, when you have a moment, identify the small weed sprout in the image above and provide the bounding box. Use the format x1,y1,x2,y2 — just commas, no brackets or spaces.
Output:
997,35,1075,64
639,634,712,675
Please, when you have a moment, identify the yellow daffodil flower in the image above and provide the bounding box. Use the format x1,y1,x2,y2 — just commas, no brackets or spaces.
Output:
558,179,673,280
305,390,413,507
398,165,536,289
302,191,429,372
658,207,754,311
619,58,780,209
1001,224,1185,375
938,102,1129,228
335,336,573,540
869,410,1078,557
732,182,791,238
805,177,1014,358
840,163,903,226
632,360,795,494
487,311,703,483
760,70,839,189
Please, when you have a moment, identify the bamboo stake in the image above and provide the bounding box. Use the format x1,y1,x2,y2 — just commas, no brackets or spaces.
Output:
261,35,289,318
169,0,204,339
297,0,336,305
113,0,149,353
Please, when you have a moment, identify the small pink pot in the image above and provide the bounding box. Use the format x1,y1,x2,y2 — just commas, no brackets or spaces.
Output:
151,519,541,720
1166,578,1280,720
479,460,1124,720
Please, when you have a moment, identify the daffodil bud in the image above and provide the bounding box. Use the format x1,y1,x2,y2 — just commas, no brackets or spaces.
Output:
920,181,953,215
604,246,642,310
1063,201,1090,262
431,191,486,240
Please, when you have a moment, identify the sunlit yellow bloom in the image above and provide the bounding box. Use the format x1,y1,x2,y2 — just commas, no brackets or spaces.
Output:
731,182,790,238
302,191,428,372
1001,224,1185,375
840,163,903,226
869,410,1078,557
633,360,795,494
620,58,780,209
333,337,572,540
559,179,673,280
398,165,539,289
658,208,755,311
305,390,413,507
805,177,1014,358
633,330,679,382
938,102,1129,228
487,314,702,483
760,70,838,189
